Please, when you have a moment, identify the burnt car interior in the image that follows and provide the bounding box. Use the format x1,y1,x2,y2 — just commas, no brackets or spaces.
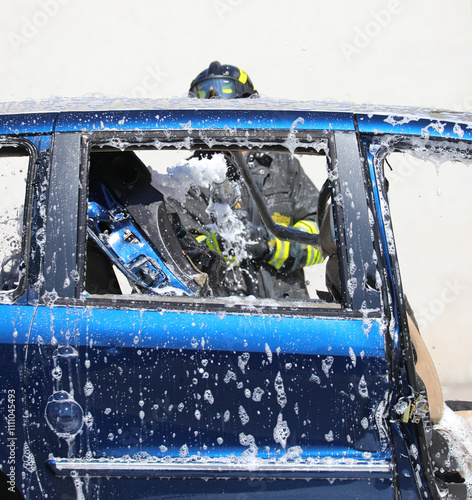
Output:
86,151,210,297
83,146,339,306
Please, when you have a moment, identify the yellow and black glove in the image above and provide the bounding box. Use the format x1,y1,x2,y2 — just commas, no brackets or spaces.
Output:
197,219,323,272
196,223,270,265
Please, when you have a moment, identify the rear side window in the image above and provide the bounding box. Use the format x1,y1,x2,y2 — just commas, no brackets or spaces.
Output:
0,145,29,293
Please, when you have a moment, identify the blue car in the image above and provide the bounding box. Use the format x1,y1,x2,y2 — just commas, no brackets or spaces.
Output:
0,97,471,499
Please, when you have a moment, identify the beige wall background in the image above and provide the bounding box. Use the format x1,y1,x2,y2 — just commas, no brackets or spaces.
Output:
1,0,471,399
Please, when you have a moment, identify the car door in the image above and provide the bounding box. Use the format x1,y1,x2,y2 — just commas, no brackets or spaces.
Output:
0,111,56,499
23,109,396,499
357,112,472,500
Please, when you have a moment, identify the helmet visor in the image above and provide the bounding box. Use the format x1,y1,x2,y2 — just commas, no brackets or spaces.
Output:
190,78,238,99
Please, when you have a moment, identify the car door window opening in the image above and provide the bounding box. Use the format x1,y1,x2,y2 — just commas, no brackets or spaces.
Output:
82,141,354,310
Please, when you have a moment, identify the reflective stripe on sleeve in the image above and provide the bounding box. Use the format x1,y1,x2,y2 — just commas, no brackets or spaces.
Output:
201,233,237,265
293,220,318,234
293,220,324,267
206,233,221,254
267,237,290,270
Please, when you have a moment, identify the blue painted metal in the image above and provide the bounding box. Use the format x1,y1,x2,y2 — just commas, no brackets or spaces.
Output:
363,145,400,326
6,102,471,498
1,104,472,141
356,112,472,140
0,112,56,135
22,304,392,497
19,304,385,358
87,191,193,295
54,108,355,133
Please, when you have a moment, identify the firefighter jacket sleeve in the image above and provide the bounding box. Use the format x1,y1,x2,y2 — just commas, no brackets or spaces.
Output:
197,219,323,272
266,219,323,273
257,152,324,272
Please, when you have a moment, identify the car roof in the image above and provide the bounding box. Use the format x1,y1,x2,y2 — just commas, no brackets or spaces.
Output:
0,96,471,141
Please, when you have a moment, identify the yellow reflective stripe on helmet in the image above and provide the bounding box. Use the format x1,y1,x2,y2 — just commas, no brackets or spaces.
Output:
196,234,207,244
238,68,248,84
268,237,290,270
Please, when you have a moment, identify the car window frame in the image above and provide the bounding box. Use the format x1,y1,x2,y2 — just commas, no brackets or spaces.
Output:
364,134,472,318
361,133,472,498
0,137,37,302
40,127,382,317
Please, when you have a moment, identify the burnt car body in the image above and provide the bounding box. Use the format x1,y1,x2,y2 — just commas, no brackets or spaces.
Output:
0,97,470,499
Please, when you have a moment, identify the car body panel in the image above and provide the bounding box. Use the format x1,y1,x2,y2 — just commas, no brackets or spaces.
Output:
53,108,356,134
0,112,56,136
23,305,392,497
356,112,472,140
